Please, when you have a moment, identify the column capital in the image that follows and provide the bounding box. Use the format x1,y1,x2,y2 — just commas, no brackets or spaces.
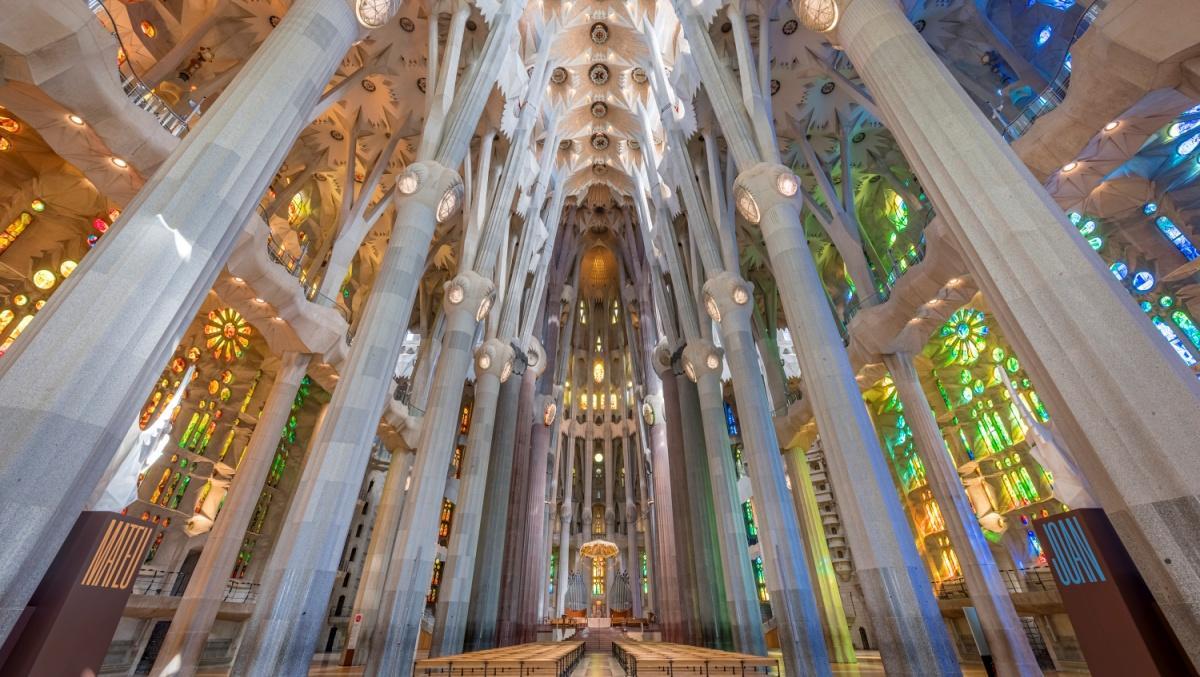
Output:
702,272,755,328
537,394,558,426
523,337,548,377
474,337,515,382
395,160,464,224
642,394,665,427
443,269,495,319
681,339,724,383
733,162,801,225
652,341,676,378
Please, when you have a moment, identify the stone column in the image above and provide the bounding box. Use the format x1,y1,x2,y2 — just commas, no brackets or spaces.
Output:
782,448,857,664
430,339,513,656
621,430,643,619
364,272,496,674
731,165,960,674
517,392,557,639
151,352,311,677
464,373,522,649
555,435,577,616
497,366,539,642
343,446,415,666
838,0,1200,662
676,371,728,648
658,356,699,643
883,353,1041,676
232,162,466,676
683,341,766,655
0,0,359,639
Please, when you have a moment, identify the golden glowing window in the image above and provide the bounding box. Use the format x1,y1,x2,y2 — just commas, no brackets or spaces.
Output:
592,504,605,535
593,359,605,384
437,500,455,547
139,20,157,37
592,556,606,596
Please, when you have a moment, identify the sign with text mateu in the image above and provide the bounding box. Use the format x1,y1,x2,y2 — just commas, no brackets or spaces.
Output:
0,511,153,676
1032,508,1194,677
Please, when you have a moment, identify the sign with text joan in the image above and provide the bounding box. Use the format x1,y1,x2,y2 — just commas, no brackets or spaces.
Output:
1032,508,1194,676
0,511,153,676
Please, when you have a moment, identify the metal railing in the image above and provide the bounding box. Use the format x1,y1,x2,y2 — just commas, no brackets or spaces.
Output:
999,1,1108,141
935,567,1058,600
132,567,259,602
86,0,195,138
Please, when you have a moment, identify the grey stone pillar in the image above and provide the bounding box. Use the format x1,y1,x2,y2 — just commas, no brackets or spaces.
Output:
365,272,497,674
658,355,699,643
152,352,311,677
0,0,358,639
621,431,643,619
463,373,522,649
883,353,1042,676
430,339,513,656
675,371,728,648
731,164,960,674
231,161,464,676
782,448,857,664
516,393,556,639
683,341,766,655
497,366,539,643
344,445,415,665
838,0,1200,661
555,434,576,616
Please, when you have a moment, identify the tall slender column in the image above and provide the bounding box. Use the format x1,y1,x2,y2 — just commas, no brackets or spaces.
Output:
782,449,856,664
497,366,539,642
464,373,522,649
838,0,1200,660
517,392,556,639
151,352,311,677
364,273,497,674
343,446,415,665
430,339,514,656
683,342,766,655
658,357,699,643
232,162,465,676
0,0,359,639
883,353,1041,676
730,163,961,674
621,430,643,619
676,371,729,648
555,435,577,616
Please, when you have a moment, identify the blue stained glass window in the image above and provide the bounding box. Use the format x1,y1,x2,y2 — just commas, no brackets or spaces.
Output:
1152,317,1197,366
723,402,739,437
1154,216,1200,261
1143,202,1158,215
1035,26,1053,47
1110,262,1128,280
1132,271,1156,292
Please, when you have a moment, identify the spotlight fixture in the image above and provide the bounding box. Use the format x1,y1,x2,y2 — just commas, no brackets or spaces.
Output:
67,114,85,126
1103,120,1120,131
1061,161,1078,172
111,157,128,168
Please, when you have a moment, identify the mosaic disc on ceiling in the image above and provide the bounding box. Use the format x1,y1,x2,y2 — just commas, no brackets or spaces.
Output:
590,22,609,44
591,101,608,118
589,63,610,86
591,133,610,151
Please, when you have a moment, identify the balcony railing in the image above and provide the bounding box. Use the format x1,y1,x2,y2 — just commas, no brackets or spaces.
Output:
86,0,195,138
999,1,1108,141
132,567,259,603
935,567,1058,600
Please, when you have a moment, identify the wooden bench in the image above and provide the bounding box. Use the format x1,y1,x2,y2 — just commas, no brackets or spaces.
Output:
612,639,778,677
414,640,586,677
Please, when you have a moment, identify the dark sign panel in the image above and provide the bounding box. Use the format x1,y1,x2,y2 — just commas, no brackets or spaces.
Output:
0,512,152,676
1033,508,1194,677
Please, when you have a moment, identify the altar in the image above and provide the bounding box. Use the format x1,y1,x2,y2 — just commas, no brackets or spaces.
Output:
587,617,612,629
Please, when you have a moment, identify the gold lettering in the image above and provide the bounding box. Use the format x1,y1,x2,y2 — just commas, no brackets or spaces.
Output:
115,526,152,589
81,520,155,590
81,521,121,587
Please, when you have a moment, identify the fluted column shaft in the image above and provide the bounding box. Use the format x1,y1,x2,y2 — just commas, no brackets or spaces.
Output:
365,273,495,674
497,367,538,642
464,374,522,649
676,372,729,648
555,436,577,616
518,394,556,638
431,339,512,656
660,369,699,643
0,0,358,640
839,0,1200,662
782,449,857,664
621,430,643,619
685,342,767,655
152,352,311,677
883,353,1041,676
343,446,415,665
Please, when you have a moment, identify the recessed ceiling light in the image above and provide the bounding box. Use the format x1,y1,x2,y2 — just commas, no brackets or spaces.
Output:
67,114,84,126
1103,120,1119,131
231,277,244,283
1061,161,1078,172
111,157,128,168
253,297,265,303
